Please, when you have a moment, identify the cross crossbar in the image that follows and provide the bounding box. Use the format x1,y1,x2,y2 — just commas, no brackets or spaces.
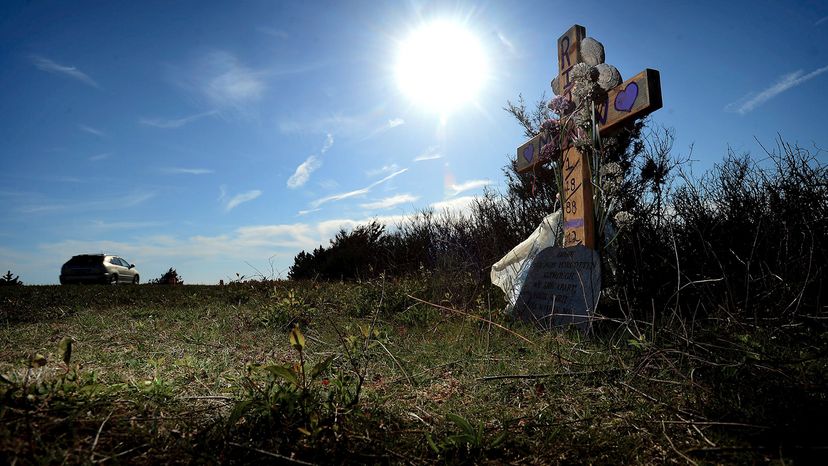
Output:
516,69,662,174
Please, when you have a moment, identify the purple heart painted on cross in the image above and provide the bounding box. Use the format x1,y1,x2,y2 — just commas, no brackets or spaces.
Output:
614,82,639,112
523,144,535,163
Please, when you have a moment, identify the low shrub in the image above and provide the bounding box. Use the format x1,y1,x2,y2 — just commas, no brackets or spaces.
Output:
149,267,183,285
0,270,22,286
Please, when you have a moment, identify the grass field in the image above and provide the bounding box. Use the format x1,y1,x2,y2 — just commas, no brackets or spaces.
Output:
1,280,826,464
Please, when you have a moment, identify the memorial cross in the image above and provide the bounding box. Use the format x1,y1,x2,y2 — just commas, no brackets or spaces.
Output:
515,25,663,248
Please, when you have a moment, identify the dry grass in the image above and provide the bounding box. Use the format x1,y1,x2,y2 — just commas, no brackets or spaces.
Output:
1,281,825,464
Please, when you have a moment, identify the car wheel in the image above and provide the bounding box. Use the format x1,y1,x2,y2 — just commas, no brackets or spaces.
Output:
111,274,118,285
133,275,140,285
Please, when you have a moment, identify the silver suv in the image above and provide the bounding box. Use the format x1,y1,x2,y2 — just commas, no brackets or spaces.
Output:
60,254,140,285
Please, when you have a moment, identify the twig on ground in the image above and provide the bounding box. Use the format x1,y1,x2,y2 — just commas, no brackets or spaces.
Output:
662,420,698,465
93,443,150,464
178,395,233,401
619,381,703,420
228,442,316,465
691,422,717,448
660,420,767,429
407,295,536,347
374,339,414,387
89,410,114,461
478,368,623,381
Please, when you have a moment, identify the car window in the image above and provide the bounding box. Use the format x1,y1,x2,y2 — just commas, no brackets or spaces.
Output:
67,255,103,266
116,258,127,267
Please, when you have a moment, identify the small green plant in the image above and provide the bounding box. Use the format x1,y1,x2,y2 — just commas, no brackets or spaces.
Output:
428,413,505,458
230,324,354,436
0,270,22,286
2,337,118,408
138,357,175,400
627,333,649,350
258,290,307,329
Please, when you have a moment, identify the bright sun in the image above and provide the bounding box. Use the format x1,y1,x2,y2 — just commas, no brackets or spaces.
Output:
395,20,488,114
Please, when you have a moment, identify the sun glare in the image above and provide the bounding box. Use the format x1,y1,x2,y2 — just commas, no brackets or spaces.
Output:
395,20,488,115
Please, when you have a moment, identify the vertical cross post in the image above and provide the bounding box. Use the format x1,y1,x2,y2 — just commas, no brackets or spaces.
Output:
556,25,595,249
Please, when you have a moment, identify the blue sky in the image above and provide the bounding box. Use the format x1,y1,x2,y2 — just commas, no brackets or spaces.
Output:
1,0,827,284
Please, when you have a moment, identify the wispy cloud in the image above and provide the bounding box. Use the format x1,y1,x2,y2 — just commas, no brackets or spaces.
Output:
280,113,404,140
372,168,408,187
431,195,477,214
312,197,480,241
88,153,111,162
140,110,218,129
414,146,442,162
386,117,405,129
315,215,408,241
360,194,420,210
19,175,83,183
120,192,156,208
205,54,265,107
19,191,155,214
90,220,164,230
279,113,356,135
297,208,321,216
287,133,333,189
311,168,408,208
321,133,334,153
224,190,262,211
449,179,491,196
816,16,828,26
173,51,266,112
162,167,214,175
317,179,339,190
0,189,34,199
234,224,315,249
366,164,400,177
287,156,322,188
725,65,828,114
311,187,371,208
363,117,405,140
31,56,99,88
497,31,516,55
79,124,106,137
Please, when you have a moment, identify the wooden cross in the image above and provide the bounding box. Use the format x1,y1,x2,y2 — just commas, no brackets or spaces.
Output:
515,25,662,249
